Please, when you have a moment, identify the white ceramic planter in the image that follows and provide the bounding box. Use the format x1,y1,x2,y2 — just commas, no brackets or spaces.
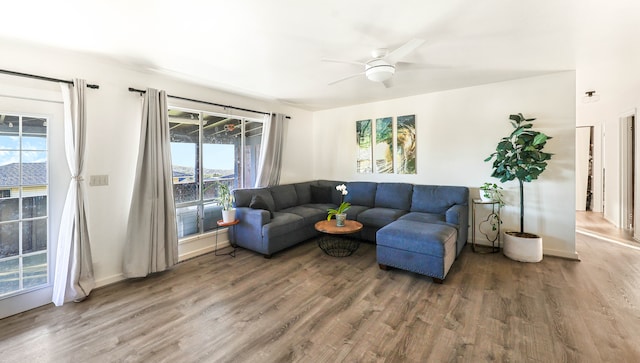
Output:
503,231,543,262
479,189,494,202
222,208,236,223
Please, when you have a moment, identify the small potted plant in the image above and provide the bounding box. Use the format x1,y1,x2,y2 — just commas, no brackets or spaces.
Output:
479,182,504,205
327,184,350,227
217,183,236,223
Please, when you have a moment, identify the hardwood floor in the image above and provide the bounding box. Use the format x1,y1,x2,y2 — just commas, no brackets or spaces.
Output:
576,211,639,247
1,232,639,362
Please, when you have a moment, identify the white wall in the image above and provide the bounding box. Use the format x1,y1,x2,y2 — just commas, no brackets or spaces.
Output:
577,54,640,226
0,40,315,287
313,72,578,259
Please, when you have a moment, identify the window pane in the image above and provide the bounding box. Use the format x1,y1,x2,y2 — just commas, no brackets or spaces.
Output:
203,117,239,190
170,114,200,204
0,151,20,188
203,203,223,233
0,113,49,297
22,219,47,253
22,194,47,218
243,120,263,188
0,115,19,135
0,222,19,258
0,135,19,150
203,143,235,199
0,198,19,221
22,136,47,151
23,253,47,289
22,117,47,135
176,205,198,238
0,258,19,295
21,154,47,186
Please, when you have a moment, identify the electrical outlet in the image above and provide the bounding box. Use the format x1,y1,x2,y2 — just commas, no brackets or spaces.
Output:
89,175,109,186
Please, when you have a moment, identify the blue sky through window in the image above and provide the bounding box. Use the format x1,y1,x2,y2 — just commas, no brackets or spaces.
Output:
171,142,235,170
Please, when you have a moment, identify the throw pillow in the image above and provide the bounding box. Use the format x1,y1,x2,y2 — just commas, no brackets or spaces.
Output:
250,194,274,217
310,185,332,203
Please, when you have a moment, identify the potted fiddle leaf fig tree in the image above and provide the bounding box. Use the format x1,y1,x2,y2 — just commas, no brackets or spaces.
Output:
485,113,553,262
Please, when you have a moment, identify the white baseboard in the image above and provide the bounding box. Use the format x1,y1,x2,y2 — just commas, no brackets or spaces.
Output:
542,248,581,261
469,239,581,261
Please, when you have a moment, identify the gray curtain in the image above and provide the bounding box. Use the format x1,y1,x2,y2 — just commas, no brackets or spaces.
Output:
255,113,285,187
52,79,95,306
123,88,178,278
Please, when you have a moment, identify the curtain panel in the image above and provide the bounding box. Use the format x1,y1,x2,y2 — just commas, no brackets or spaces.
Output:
123,88,178,278
52,79,95,306
255,113,285,187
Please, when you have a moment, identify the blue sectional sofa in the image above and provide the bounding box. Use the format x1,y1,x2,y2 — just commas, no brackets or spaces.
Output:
231,180,469,281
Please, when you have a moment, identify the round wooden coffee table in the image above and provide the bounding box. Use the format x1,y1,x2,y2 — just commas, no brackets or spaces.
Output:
314,219,363,257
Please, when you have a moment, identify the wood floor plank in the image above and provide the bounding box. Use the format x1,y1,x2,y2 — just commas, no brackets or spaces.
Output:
2,228,640,362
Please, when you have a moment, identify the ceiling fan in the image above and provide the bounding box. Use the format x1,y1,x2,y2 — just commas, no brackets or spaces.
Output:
323,38,426,88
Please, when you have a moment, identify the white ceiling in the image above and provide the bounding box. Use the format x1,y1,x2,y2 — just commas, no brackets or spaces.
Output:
1,0,639,110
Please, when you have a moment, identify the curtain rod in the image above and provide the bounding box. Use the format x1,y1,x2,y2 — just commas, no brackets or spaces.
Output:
128,87,290,119
0,69,99,89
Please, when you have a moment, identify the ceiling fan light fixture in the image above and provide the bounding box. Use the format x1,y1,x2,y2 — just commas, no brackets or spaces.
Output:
366,64,395,82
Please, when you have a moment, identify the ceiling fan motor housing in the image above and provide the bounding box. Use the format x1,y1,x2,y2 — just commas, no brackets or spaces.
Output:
365,59,395,82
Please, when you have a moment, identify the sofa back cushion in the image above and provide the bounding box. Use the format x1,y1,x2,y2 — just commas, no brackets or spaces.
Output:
294,182,314,204
249,194,274,217
310,185,332,203
234,188,276,212
270,184,298,211
316,180,345,205
375,183,413,210
345,182,377,207
411,185,469,214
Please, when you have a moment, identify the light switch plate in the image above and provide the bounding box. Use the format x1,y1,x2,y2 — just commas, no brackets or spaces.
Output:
89,175,109,186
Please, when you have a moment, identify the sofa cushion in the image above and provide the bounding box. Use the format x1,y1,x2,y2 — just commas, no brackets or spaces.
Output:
345,182,377,207
249,194,274,217
316,180,345,205
375,183,413,210
399,211,446,224
270,184,298,211
263,212,305,239
280,206,326,223
377,220,457,257
310,185,332,203
234,188,276,212
344,205,370,221
294,182,314,205
411,185,469,214
357,207,407,228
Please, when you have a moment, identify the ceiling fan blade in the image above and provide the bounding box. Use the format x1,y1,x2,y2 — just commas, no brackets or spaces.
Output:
322,58,366,67
328,72,365,85
382,78,394,88
385,38,426,64
396,61,452,71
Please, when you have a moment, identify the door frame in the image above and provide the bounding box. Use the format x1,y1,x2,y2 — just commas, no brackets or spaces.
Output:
0,88,66,318
619,108,639,240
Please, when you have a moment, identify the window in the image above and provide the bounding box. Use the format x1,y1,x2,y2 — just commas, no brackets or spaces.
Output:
0,114,49,297
168,108,263,238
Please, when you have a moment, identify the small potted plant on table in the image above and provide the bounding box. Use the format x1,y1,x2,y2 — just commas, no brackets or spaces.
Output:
327,184,350,227
217,183,236,223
